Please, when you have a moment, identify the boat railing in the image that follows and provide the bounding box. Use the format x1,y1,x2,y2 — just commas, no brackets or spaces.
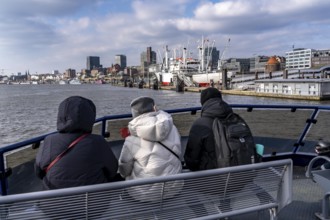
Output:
1,104,330,196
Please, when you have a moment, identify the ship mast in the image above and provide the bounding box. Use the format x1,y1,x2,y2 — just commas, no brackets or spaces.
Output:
198,36,205,73
165,45,170,71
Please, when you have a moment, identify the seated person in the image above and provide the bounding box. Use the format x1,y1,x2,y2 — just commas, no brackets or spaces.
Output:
184,88,233,171
118,96,183,202
35,96,118,190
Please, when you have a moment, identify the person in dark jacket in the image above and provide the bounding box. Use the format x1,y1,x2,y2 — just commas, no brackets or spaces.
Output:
184,88,233,171
35,96,118,190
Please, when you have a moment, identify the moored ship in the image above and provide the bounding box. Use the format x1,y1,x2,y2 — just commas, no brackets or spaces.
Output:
155,37,232,87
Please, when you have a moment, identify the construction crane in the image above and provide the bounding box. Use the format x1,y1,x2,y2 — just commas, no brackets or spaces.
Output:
0,69,9,75
218,38,230,71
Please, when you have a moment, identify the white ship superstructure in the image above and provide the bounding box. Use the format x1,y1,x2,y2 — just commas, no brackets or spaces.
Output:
155,37,232,87
155,44,200,86
191,37,231,87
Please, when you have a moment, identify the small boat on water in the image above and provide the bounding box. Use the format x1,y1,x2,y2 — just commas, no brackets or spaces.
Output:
58,80,67,85
0,104,329,219
95,79,106,84
69,78,81,85
19,81,31,85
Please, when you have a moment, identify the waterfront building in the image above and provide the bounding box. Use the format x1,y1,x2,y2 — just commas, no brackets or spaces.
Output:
250,56,270,73
125,66,139,78
265,56,281,74
285,48,313,70
81,69,91,78
115,55,127,70
225,58,250,74
91,69,99,77
147,47,157,65
312,49,330,68
255,79,330,100
286,48,330,70
203,47,220,70
86,56,102,70
65,68,76,79
141,47,157,66
140,47,157,76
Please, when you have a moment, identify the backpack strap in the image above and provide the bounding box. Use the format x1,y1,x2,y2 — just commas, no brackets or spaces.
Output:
212,117,230,167
158,141,181,161
44,133,89,173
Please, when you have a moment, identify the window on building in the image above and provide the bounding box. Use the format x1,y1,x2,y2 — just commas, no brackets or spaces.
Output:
309,84,316,95
265,83,269,93
295,84,301,95
283,85,288,94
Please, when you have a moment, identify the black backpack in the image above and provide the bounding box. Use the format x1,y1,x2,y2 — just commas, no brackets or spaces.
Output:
212,112,260,168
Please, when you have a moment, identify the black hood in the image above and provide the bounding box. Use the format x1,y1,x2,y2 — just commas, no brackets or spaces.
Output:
201,97,233,119
57,96,96,133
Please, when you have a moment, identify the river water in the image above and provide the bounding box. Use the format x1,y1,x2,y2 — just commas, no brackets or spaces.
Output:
1,84,329,148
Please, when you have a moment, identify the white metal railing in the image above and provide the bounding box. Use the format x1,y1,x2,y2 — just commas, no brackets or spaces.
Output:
0,159,292,220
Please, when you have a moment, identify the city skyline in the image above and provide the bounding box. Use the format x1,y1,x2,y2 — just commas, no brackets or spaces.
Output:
0,0,329,75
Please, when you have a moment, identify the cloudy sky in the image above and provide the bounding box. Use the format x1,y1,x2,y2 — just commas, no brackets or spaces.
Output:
0,0,329,75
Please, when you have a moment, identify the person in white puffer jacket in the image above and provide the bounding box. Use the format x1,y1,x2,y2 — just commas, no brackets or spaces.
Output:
118,96,183,202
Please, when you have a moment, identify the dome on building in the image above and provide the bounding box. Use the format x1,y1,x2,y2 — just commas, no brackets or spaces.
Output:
267,56,280,65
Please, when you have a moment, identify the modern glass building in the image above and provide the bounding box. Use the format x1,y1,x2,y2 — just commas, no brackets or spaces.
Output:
115,55,127,70
204,47,220,70
86,56,101,70
140,47,157,73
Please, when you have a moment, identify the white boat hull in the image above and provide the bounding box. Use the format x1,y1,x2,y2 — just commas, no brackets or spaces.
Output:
69,79,81,85
192,72,222,87
155,72,173,86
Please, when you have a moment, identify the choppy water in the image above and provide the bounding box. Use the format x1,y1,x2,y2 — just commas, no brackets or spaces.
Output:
1,84,329,147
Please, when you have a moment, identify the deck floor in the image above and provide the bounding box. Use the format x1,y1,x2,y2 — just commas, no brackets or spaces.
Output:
277,166,323,220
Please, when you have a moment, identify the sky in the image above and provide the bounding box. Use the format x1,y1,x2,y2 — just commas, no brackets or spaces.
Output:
0,0,330,75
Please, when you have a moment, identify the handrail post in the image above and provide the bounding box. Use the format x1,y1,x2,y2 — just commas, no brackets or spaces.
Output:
101,119,107,137
0,152,8,196
321,192,330,219
294,107,319,153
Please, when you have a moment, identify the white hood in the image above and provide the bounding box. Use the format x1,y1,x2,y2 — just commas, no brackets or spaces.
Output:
118,110,183,202
128,110,173,142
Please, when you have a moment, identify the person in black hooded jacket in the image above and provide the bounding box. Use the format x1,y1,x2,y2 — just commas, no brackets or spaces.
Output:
184,88,233,171
35,96,118,190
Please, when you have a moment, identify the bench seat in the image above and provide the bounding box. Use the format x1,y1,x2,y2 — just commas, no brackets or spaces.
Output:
0,159,292,220
306,156,330,220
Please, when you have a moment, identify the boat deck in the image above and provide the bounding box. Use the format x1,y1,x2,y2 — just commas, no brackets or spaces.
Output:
6,139,325,220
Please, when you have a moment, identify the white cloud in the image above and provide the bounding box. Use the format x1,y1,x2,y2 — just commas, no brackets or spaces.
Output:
132,0,188,20
1,0,330,74
195,1,253,18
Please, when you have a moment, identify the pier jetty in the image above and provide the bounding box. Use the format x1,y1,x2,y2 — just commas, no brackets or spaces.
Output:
158,86,323,101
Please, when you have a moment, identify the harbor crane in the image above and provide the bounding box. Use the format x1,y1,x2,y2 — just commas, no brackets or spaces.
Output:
218,38,230,71
0,69,9,75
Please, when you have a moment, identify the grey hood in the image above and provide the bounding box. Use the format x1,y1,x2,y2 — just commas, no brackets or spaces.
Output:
57,96,96,133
